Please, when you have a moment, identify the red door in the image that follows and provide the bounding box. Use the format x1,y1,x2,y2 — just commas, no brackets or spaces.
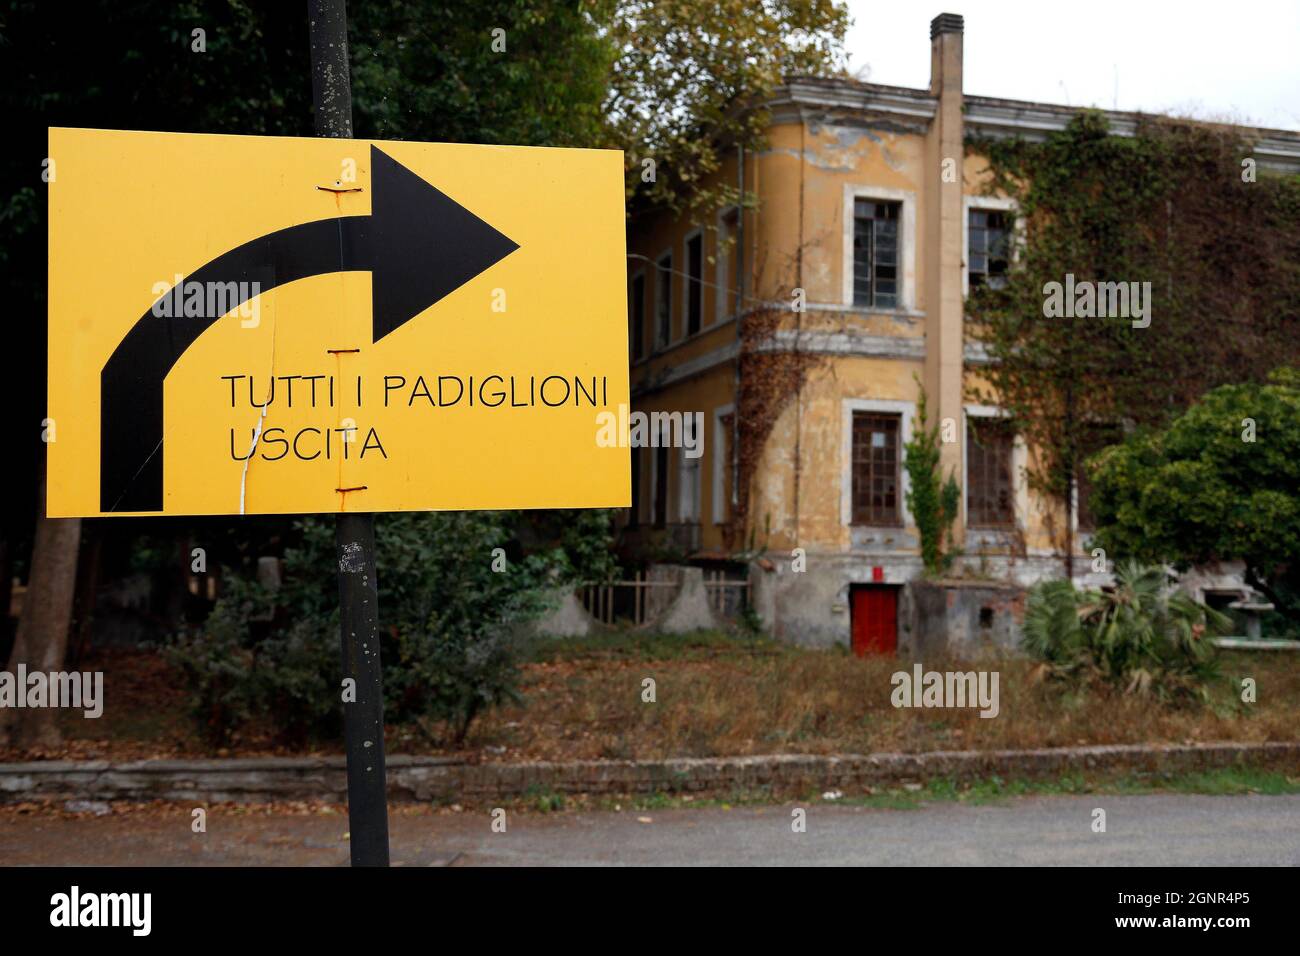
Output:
851,586,897,656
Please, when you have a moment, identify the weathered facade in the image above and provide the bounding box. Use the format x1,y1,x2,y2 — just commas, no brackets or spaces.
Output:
619,13,1300,650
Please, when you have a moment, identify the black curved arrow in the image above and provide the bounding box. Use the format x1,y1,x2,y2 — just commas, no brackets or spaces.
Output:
100,144,519,513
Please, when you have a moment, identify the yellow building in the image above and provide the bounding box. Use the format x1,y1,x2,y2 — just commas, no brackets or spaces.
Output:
620,13,1300,649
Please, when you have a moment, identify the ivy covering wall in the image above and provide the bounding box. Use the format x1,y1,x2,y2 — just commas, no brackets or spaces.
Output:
966,112,1300,543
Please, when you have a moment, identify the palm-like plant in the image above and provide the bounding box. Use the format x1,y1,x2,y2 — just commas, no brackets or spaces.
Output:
1022,561,1228,697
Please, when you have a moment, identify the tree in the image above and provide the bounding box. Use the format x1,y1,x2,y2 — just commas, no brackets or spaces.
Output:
607,0,850,215
0,468,80,748
1087,369,1300,625
348,1,616,148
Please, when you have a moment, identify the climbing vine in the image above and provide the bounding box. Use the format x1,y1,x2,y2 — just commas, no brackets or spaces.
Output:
903,381,961,575
723,302,826,552
966,111,1300,553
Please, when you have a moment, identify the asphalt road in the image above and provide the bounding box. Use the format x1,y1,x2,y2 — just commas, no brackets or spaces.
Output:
2,792,1297,866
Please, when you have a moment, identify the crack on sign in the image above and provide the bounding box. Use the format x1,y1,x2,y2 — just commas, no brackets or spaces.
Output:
238,405,268,515
239,295,280,515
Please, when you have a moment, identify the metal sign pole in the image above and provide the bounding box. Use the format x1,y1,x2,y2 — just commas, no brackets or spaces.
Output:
307,0,390,867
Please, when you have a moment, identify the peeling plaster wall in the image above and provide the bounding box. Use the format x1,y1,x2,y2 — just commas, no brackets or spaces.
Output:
772,115,929,307
624,71,1118,630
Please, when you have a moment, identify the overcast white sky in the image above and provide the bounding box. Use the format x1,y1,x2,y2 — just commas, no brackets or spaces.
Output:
844,0,1300,131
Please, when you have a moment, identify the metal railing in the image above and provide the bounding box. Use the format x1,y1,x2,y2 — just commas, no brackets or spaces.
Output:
704,569,749,620
579,571,680,626
579,569,751,626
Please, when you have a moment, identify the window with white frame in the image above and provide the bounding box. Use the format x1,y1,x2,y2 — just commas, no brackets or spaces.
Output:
841,398,914,529
712,405,734,525
629,445,642,527
851,411,902,526
967,416,1016,529
852,199,900,308
677,449,701,523
967,208,1010,290
652,442,669,528
716,207,740,321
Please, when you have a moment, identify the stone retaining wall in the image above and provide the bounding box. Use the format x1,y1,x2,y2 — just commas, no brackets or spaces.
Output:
2,742,1296,805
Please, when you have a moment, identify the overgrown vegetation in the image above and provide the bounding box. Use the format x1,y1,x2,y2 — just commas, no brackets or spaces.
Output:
1088,369,1300,631
966,112,1300,553
724,305,827,551
166,511,612,747
1022,562,1229,699
44,631,1300,763
903,383,961,575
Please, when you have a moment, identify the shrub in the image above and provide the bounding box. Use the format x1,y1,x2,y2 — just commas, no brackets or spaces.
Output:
163,590,260,748
168,510,606,748
1022,561,1229,699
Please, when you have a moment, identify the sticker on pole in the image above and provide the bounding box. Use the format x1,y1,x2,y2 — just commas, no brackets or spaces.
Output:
47,127,630,517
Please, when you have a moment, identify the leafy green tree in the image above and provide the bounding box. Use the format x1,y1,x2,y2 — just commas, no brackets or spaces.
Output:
608,0,851,215
349,1,616,147
1088,369,1300,625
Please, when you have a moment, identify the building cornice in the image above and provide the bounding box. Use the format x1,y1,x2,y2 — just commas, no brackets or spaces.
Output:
768,77,937,125
631,328,993,399
965,96,1300,173
767,77,1300,174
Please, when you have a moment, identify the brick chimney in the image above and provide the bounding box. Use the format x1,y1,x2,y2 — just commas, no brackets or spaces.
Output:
929,12,965,94
923,12,966,537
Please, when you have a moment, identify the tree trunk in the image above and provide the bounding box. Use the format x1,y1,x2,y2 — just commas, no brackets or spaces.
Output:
68,526,103,669
0,467,81,749
0,537,14,664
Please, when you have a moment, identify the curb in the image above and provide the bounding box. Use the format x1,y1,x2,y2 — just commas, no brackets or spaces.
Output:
2,742,1297,805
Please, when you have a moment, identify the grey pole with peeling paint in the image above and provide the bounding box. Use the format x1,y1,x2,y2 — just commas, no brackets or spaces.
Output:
308,0,390,867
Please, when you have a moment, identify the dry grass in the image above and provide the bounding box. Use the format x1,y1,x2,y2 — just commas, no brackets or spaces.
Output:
7,634,1297,763
447,632,1300,762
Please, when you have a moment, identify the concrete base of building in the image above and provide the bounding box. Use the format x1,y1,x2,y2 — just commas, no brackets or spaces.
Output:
755,550,1267,656
758,550,1110,653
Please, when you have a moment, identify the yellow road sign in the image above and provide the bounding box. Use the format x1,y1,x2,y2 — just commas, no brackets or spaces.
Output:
47,128,629,517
